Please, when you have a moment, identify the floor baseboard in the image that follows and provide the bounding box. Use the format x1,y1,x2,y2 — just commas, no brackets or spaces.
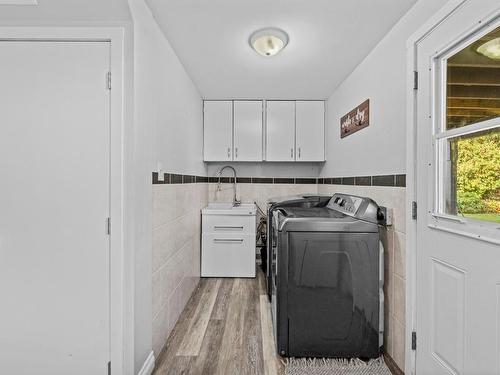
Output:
383,353,404,375
138,351,155,375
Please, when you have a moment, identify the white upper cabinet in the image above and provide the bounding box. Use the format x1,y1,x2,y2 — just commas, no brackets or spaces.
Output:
203,100,324,162
233,101,263,161
204,101,233,161
295,101,325,161
266,101,296,161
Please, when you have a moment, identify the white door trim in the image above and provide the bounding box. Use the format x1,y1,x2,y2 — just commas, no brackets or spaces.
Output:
0,26,131,375
405,1,498,374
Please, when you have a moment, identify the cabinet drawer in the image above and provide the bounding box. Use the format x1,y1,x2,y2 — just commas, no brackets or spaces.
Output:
202,215,256,235
201,233,255,278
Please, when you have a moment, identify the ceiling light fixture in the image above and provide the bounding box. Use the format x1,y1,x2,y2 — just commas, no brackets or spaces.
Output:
477,37,500,60
249,28,289,57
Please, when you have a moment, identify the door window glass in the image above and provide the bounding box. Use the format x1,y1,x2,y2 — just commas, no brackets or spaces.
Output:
442,128,500,223
446,26,500,130
438,25,500,224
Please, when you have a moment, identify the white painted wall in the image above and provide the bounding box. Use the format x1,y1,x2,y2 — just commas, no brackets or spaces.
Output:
128,0,206,372
132,5,206,177
320,0,448,178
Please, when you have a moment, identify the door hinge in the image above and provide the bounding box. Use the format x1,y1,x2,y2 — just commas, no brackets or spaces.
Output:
107,72,112,90
106,217,111,235
411,331,417,350
411,201,417,220
107,361,111,375
413,71,418,90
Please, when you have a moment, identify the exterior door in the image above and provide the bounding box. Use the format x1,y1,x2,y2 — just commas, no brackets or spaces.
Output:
0,41,111,374
204,100,233,161
233,100,263,161
295,101,325,161
415,3,500,374
266,101,296,161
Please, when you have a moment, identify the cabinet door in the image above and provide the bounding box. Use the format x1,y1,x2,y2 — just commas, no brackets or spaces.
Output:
204,101,233,161
296,101,325,161
233,101,263,161
266,101,295,161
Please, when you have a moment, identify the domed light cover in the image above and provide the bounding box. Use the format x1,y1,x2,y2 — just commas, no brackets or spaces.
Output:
477,37,500,60
250,28,289,57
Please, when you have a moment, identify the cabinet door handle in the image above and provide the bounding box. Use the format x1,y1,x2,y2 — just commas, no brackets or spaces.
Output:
235,147,238,159
214,238,244,243
298,147,301,158
214,226,244,230
227,147,230,159
291,148,293,158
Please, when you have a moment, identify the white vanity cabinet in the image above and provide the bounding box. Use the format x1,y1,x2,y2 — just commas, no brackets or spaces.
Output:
201,203,256,278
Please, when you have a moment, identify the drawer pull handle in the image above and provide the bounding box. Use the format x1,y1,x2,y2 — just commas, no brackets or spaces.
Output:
214,226,244,230
214,239,244,243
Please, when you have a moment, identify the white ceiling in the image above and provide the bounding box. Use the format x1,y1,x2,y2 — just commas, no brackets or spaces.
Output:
145,0,417,99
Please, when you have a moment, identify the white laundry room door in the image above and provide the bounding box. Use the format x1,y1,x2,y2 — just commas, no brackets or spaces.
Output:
0,41,111,374
415,2,500,374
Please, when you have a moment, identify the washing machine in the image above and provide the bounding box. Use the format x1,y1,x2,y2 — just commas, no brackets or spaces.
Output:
271,193,386,358
265,194,332,300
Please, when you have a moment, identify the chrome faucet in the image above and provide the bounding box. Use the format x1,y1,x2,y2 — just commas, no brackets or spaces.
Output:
216,165,241,207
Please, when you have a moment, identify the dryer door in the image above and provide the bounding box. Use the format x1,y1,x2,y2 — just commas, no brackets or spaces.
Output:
287,231,380,358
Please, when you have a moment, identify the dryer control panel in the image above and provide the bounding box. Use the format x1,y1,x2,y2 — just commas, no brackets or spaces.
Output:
327,194,362,215
327,193,383,224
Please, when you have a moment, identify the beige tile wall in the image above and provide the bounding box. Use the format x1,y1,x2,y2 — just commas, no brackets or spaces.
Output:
318,184,406,371
153,180,406,371
151,183,208,355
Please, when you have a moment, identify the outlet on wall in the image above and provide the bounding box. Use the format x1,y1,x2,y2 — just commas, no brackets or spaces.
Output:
156,161,164,182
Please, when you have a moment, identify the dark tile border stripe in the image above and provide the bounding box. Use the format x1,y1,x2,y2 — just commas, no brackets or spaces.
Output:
295,178,317,184
252,177,273,184
395,174,406,187
372,175,395,187
273,177,295,184
170,174,183,184
354,176,371,186
341,177,355,185
152,172,406,187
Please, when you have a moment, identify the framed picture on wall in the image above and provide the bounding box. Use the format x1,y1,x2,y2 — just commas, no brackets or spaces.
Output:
340,99,370,138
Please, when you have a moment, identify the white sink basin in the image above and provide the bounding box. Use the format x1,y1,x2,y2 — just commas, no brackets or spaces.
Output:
202,202,256,216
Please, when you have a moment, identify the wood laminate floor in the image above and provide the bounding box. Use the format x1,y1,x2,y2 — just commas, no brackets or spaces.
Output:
153,269,284,375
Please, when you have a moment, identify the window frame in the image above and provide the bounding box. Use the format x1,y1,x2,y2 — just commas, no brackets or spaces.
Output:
429,19,500,244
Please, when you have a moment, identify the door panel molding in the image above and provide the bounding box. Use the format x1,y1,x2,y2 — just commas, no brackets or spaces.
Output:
430,258,466,375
